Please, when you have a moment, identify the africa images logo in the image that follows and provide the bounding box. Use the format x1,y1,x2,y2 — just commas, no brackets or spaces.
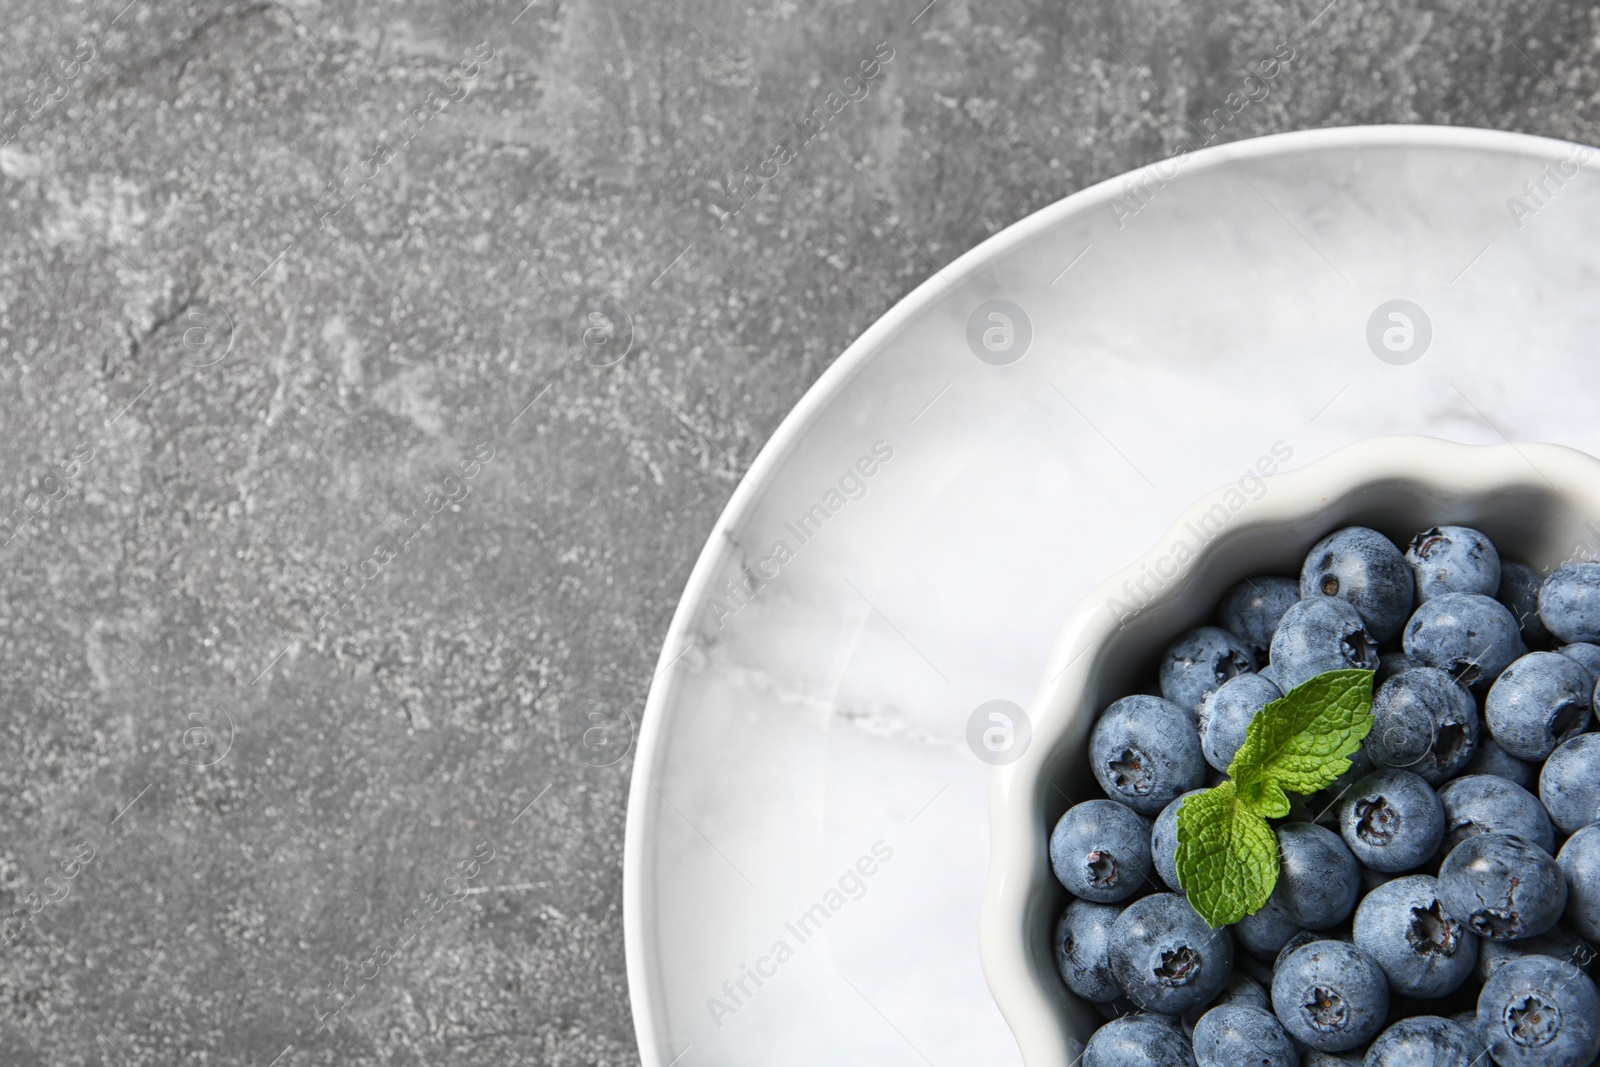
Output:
708,440,893,629
711,41,895,230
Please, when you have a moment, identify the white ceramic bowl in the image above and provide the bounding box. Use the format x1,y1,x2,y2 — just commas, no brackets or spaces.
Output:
979,434,1600,1065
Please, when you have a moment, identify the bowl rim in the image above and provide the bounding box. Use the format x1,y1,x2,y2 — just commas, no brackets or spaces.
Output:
624,124,1599,1063
979,434,1600,1066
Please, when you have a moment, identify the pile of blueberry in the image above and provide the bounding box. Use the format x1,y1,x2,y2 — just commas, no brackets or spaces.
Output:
1054,524,1600,1067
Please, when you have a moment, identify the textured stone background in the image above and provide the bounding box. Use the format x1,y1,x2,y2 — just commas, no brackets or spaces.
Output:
0,0,1596,1063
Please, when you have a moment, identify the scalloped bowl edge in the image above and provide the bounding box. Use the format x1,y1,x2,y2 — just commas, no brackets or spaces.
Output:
979,434,1600,1066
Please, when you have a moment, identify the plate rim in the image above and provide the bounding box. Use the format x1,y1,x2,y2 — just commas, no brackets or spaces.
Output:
622,122,1591,1063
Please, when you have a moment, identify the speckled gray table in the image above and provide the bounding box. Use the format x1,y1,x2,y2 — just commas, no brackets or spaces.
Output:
0,0,1595,1063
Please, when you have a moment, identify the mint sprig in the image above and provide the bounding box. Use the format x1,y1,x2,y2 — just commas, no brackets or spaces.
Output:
1175,669,1375,927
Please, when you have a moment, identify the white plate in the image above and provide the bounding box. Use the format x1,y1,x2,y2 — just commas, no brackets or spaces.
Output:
624,125,1600,1066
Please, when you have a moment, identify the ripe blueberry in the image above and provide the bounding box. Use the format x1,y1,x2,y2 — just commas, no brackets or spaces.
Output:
1180,971,1270,1035
1150,791,1200,894
1081,1012,1197,1067
1231,892,1305,961
1476,954,1600,1067
1365,1015,1485,1067
1050,800,1153,903
1539,732,1600,834
1368,667,1479,785
1192,1004,1295,1067
1459,738,1537,791
1351,874,1477,998
1300,526,1414,642
1054,899,1126,1003
1271,822,1360,930
1197,673,1280,773
1337,768,1446,873
1437,773,1554,854
1484,650,1593,761
1089,695,1207,816
1557,824,1600,943
1270,939,1389,1051
1269,596,1379,691
1217,576,1300,663
1556,640,1600,680
1539,562,1600,644
1160,626,1256,720
1403,592,1524,690
1498,559,1551,644
1438,832,1566,941
1109,893,1234,1015
1405,524,1500,603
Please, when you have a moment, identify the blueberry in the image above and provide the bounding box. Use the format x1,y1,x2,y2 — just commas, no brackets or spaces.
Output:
1483,651,1593,761
1160,627,1256,719
1305,746,1374,827
1051,800,1153,902
1274,926,1339,972
1557,640,1600,679
1367,668,1480,785
1180,972,1270,1035
1338,768,1446,873
1406,525,1501,603
1476,954,1600,1067
1374,649,1422,685
1091,696,1207,816
1498,559,1552,644
1269,597,1380,692
1217,576,1301,662
1402,592,1525,690
1082,1013,1199,1067
1438,832,1566,940
1351,874,1477,997
1437,774,1554,854
1270,939,1390,1052
1109,893,1235,1014
1476,924,1596,983
1231,892,1305,960
1151,791,1201,893
1540,733,1600,835
1539,562,1600,644
1300,526,1414,642
1460,738,1538,791
1054,899,1125,1002
1191,1004,1295,1067
1197,674,1281,773
1447,1011,1494,1065
1271,822,1360,930
1557,824,1600,942
1365,1015,1486,1067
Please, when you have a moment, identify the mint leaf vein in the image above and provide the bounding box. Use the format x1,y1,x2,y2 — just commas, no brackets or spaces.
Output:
1173,668,1375,928
1174,780,1278,927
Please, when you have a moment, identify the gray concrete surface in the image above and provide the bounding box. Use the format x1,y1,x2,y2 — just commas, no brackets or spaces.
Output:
0,0,1595,1062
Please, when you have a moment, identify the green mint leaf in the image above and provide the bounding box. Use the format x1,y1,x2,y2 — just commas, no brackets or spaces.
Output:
1228,668,1375,799
1234,775,1291,819
1174,780,1279,927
